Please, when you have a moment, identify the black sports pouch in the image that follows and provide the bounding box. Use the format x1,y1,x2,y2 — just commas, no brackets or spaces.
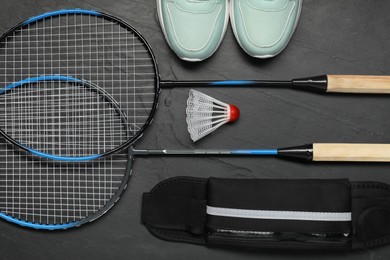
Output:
142,177,390,250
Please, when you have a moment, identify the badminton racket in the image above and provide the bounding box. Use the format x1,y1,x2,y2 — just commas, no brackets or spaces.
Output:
1,9,390,162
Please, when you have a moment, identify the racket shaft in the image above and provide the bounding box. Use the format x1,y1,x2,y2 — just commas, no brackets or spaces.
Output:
134,149,278,155
159,80,292,88
135,144,390,162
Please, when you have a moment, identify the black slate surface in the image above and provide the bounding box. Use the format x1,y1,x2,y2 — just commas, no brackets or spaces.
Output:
0,0,390,259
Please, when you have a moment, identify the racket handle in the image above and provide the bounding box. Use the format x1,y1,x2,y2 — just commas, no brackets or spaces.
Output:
327,75,390,94
313,143,390,162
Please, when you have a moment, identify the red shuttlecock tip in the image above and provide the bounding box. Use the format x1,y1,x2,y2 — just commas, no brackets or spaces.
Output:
228,104,240,122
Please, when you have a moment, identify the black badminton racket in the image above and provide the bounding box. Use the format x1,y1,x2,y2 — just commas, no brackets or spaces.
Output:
1,9,390,162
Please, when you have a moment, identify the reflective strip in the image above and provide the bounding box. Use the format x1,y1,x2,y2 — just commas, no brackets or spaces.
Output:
206,206,351,222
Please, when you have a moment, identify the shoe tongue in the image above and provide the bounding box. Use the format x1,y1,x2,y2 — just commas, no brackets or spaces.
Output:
245,0,290,11
173,0,219,13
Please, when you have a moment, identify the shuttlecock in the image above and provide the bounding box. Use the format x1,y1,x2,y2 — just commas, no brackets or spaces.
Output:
186,89,240,142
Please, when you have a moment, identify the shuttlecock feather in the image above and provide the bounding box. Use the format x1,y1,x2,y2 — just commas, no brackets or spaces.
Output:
186,89,240,142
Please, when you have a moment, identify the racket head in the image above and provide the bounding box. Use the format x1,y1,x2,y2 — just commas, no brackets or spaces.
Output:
0,9,160,160
0,140,133,230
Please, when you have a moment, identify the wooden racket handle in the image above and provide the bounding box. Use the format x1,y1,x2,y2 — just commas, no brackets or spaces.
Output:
327,75,390,94
313,143,390,162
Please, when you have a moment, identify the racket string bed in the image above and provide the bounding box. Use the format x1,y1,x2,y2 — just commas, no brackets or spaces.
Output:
0,81,127,157
0,138,130,228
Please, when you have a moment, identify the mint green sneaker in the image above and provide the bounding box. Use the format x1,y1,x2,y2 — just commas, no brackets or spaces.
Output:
230,0,302,58
157,0,229,62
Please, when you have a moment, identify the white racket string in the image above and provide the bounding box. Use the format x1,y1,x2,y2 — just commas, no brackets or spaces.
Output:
0,137,129,225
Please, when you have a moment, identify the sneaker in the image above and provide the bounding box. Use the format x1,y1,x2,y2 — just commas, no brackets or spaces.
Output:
157,0,230,62
230,0,302,58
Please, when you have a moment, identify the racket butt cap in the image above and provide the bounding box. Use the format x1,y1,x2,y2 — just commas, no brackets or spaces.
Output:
278,144,313,161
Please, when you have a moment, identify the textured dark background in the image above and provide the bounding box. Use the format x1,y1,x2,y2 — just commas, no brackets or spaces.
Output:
0,0,390,259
